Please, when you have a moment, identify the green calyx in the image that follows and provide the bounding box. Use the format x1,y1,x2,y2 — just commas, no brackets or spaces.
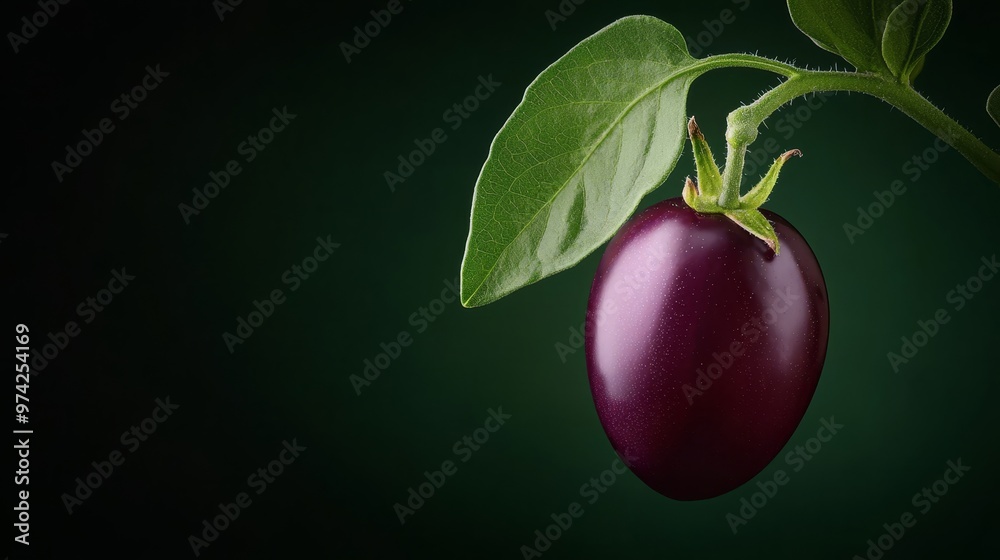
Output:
681,116,801,254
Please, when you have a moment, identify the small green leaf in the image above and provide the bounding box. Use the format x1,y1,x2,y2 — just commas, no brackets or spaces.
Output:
787,0,899,73
687,117,723,198
989,86,1000,127
460,16,699,307
683,177,716,213
740,150,802,209
881,0,952,83
724,209,780,253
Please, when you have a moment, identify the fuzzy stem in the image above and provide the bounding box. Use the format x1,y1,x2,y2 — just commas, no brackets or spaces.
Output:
698,54,799,78
718,143,749,208
719,71,1000,200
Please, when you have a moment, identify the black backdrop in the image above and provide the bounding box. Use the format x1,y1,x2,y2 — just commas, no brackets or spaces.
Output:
6,1,1000,558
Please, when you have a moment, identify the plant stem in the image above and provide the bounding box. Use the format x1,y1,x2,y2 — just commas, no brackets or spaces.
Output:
719,143,748,208
718,69,1000,202
699,54,799,78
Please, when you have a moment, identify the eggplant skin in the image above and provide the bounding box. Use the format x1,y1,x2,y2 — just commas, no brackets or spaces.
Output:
586,198,829,501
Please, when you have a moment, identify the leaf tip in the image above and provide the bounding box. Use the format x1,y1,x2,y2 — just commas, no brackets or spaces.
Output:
724,209,780,255
766,236,780,254
687,116,704,140
458,266,478,308
780,149,803,162
684,176,699,195
458,281,478,308
682,176,701,209
760,226,780,254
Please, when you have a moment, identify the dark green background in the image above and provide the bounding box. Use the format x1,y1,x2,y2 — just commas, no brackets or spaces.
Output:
7,0,999,558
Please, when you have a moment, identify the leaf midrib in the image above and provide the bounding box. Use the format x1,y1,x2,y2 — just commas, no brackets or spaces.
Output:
901,5,929,78
463,57,702,306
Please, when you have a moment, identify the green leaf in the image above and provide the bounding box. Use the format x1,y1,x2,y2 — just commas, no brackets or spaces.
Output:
989,86,1000,127
724,209,780,253
687,117,723,198
881,0,951,83
740,149,802,209
460,16,698,307
873,1,904,37
787,0,899,73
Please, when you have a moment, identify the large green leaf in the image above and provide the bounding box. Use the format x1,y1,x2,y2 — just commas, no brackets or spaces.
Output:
460,16,698,307
881,0,951,83
873,1,903,37
787,0,898,73
989,86,1000,128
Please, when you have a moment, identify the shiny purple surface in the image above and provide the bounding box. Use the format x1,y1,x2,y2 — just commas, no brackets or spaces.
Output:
586,198,829,501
